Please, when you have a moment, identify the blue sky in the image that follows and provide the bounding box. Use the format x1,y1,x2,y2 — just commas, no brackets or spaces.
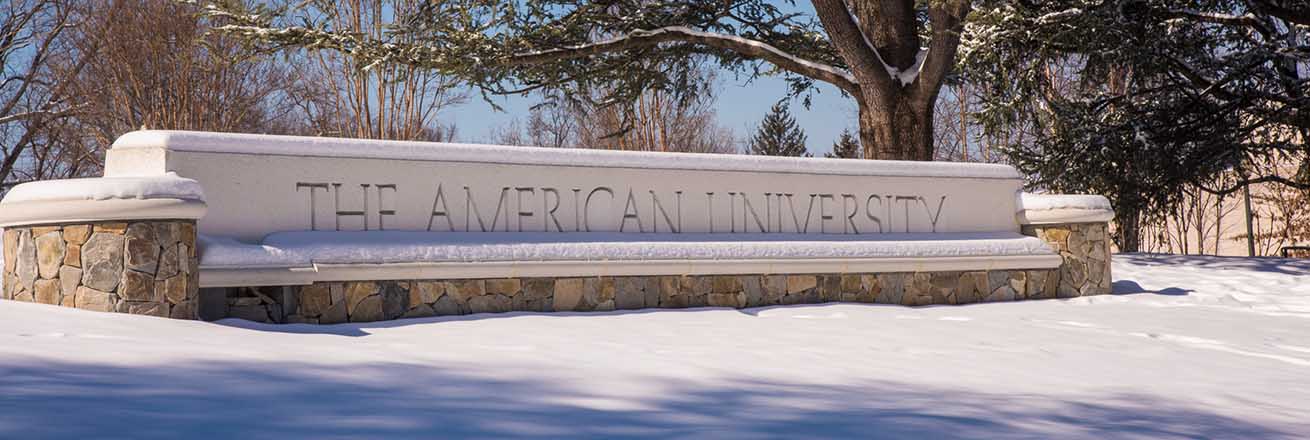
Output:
448,76,857,156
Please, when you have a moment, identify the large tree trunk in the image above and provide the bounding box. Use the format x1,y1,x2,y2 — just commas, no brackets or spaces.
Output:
812,0,969,162
858,94,935,161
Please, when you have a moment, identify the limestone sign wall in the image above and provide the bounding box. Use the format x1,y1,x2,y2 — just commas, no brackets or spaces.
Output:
105,131,1025,241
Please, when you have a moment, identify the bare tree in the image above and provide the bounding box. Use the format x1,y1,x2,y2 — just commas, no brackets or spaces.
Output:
493,65,736,154
49,0,294,155
0,0,85,189
284,0,466,141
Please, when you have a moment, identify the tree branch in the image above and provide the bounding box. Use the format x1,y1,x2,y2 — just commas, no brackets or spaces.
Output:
809,0,891,91
1250,0,1310,27
916,0,971,100
1196,174,1310,195
508,26,860,95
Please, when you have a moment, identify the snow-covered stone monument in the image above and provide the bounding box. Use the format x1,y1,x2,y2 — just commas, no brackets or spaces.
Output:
1,131,1114,322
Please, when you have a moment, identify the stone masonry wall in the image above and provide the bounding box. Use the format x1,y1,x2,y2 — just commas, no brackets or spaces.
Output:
207,269,1061,324
205,221,1113,324
1021,222,1113,297
2,220,200,319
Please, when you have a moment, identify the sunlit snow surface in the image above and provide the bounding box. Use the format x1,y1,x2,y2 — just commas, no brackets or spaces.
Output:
1,254,1308,439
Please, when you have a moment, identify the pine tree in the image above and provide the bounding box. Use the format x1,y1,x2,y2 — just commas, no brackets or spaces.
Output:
961,1,1310,251
748,103,809,157
825,129,862,159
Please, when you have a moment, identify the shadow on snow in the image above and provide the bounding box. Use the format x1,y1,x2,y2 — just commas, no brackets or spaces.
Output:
0,359,1297,439
1116,253,1310,276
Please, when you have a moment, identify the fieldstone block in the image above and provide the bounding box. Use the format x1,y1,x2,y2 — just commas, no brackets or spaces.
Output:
513,279,554,312
403,303,436,318
1009,271,1028,298
15,229,37,293
380,282,409,320
30,226,60,237
711,276,742,293
956,271,988,304
329,283,346,304
3,228,18,275
120,270,155,301
656,276,684,308
1042,228,1070,250
319,300,349,324
707,292,745,308
553,278,585,311
155,274,184,305
178,244,192,274
156,245,178,280
64,243,81,268
63,225,91,244
299,284,333,316
124,223,160,273
34,279,61,305
741,276,767,307
467,294,512,314
811,275,835,302
94,223,128,235
987,271,1011,294
840,275,862,295
762,275,786,304
59,266,81,299
432,294,462,315
678,276,711,309
345,282,378,315
485,278,522,296
179,223,197,251
74,286,114,312
663,276,694,308
985,285,1017,302
127,301,168,317
154,223,178,248
614,277,647,310
412,281,444,308
35,231,65,279
582,277,616,311
447,280,484,304
786,275,816,294
906,273,934,306
521,278,554,300
350,295,385,322
857,274,881,303
170,301,195,319
80,233,124,292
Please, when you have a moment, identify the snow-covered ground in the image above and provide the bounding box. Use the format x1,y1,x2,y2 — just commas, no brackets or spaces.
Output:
1,254,1307,439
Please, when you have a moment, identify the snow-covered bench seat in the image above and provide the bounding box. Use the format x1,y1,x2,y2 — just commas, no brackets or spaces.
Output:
197,231,1062,287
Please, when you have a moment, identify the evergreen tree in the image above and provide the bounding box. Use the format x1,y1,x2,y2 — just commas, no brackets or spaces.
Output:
961,0,1310,251
825,129,862,159
748,103,809,157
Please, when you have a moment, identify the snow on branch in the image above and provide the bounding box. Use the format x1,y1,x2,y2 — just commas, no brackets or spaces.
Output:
1165,9,1267,30
509,26,859,94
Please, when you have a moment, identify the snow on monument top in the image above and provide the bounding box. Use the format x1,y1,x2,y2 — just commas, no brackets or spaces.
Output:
111,130,1024,180
2,172,205,204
